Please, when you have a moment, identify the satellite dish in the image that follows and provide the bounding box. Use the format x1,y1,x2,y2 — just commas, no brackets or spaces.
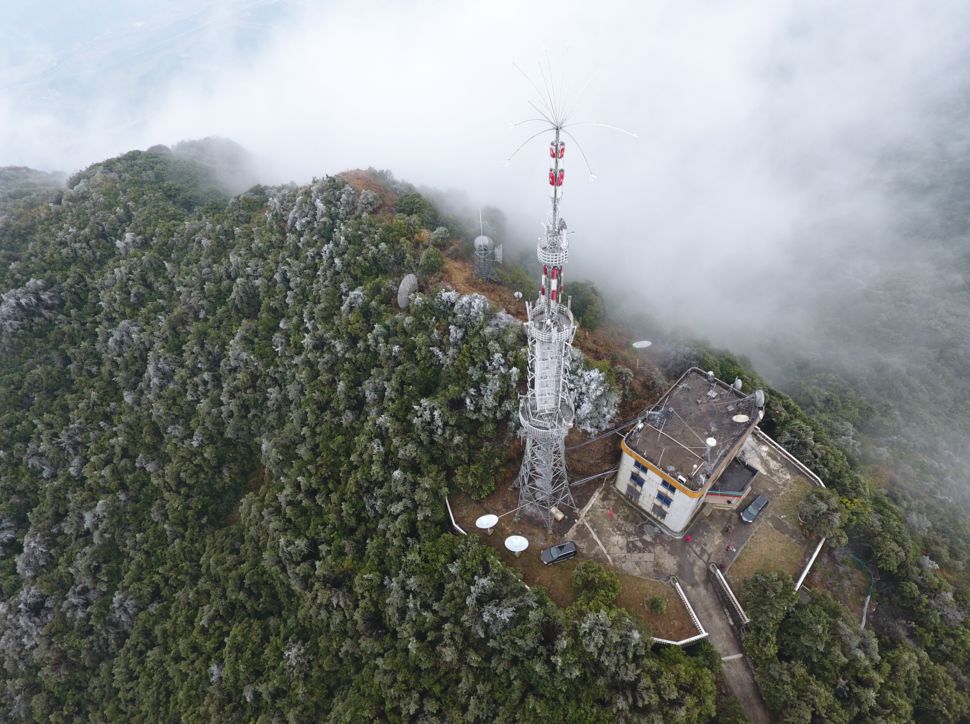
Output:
706,437,717,448
754,390,766,408
632,340,652,349
513,290,523,300
397,273,418,309
504,535,529,557
706,371,715,382
473,234,494,251
733,377,743,391
732,414,750,424
475,514,498,534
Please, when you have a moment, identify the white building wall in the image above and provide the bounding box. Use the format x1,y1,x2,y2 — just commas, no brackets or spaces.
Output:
614,450,703,533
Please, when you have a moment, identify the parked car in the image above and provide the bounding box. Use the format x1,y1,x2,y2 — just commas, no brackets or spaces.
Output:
740,495,769,523
540,541,578,565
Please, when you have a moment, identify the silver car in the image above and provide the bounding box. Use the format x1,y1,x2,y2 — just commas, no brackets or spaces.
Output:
540,541,578,565
740,495,769,523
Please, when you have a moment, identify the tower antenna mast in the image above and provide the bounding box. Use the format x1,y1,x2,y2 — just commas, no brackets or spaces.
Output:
507,59,633,529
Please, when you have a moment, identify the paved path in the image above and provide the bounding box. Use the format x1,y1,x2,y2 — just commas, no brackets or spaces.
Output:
682,551,772,723
571,484,773,722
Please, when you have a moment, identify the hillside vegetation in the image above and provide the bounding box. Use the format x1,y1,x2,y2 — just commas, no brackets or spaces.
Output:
661,346,970,721
2,145,968,722
0,148,717,721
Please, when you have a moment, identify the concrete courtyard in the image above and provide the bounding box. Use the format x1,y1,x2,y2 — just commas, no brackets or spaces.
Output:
565,428,824,724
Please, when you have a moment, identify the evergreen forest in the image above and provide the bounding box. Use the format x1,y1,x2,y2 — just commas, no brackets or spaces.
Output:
0,145,968,721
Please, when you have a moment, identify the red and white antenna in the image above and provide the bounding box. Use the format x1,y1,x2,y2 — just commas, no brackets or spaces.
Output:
508,57,635,311
508,56,634,530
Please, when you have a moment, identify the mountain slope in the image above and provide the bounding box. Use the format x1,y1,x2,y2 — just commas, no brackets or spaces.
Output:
0,149,715,721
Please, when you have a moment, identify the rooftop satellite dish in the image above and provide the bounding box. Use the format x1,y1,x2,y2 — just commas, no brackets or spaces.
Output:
513,290,523,300
632,340,652,349
504,535,529,557
706,437,717,448
733,377,743,391
732,414,750,424
475,514,499,534
754,390,765,408
397,273,418,309
706,370,715,382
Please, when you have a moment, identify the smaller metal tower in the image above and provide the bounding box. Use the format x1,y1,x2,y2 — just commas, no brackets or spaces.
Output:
474,235,497,280
473,210,502,281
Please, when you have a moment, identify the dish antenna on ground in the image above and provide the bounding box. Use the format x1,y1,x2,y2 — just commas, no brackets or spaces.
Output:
706,437,718,448
732,414,750,424
631,340,652,369
504,535,529,557
475,514,499,535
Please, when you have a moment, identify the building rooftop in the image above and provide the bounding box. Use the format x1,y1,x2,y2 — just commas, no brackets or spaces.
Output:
709,457,758,495
623,368,763,491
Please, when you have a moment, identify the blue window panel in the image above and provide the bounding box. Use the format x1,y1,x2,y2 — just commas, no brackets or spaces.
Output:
630,473,645,487
634,460,648,473
660,480,677,494
656,492,673,507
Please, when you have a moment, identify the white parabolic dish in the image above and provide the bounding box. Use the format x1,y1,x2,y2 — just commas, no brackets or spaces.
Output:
632,340,652,349
475,514,499,530
732,414,750,423
706,437,717,447
505,535,529,553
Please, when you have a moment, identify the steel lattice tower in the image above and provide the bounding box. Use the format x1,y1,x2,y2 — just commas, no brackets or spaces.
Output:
514,125,577,529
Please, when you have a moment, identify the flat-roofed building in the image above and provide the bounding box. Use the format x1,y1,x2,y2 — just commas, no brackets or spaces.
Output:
615,368,766,534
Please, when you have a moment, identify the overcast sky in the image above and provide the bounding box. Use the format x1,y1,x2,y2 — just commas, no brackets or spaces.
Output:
3,0,969,357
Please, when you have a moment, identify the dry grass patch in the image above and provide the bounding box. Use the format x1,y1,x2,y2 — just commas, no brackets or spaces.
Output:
615,573,698,641
728,524,809,588
776,474,813,521
450,490,701,640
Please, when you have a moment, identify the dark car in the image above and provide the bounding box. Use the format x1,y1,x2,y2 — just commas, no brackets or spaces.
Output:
540,541,578,565
740,495,769,523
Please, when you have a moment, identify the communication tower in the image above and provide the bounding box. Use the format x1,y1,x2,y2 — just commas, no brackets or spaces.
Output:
510,85,578,529
509,61,634,529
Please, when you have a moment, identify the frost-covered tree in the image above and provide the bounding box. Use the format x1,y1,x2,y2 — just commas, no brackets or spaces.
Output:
15,532,50,579
567,348,620,434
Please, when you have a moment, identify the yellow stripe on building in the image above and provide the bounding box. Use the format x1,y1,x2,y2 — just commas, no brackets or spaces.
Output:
620,439,704,499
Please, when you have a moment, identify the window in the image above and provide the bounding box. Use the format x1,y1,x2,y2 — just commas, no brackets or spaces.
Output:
651,504,667,520
634,460,648,474
656,492,673,507
625,485,641,501
630,472,644,487
660,480,677,494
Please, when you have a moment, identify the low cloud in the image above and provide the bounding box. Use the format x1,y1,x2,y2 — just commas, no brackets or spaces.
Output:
3,0,970,367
